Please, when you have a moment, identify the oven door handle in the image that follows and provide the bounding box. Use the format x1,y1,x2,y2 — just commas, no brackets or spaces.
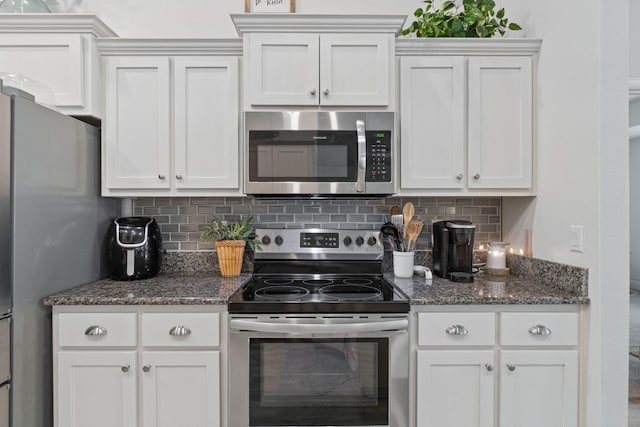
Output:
229,319,408,334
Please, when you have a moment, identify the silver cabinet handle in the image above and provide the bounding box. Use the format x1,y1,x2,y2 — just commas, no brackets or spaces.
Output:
355,119,366,193
158,174,166,180
528,324,552,336
506,364,516,372
169,325,192,336
323,88,330,96
121,365,130,373
310,89,317,95
84,325,108,336
176,174,183,180
142,365,151,373
473,173,480,180
456,173,463,180
445,325,468,336
485,363,494,372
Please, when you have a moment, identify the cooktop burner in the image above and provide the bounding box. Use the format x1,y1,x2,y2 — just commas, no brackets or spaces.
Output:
227,228,410,314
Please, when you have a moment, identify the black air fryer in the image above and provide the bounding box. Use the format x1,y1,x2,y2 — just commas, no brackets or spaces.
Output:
432,220,475,283
108,217,162,280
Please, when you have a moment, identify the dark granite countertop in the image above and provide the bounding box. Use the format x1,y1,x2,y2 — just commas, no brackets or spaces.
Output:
43,273,251,306
386,271,590,305
43,252,589,306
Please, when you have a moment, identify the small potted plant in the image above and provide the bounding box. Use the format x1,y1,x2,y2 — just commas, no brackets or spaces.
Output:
401,0,521,38
201,216,256,277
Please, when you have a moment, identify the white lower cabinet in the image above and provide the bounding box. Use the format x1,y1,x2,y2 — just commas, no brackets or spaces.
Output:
141,351,220,427
414,309,578,427
53,307,224,427
499,350,578,427
417,350,494,427
57,351,137,427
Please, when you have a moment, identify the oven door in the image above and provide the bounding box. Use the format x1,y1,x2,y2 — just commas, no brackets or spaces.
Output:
229,314,409,427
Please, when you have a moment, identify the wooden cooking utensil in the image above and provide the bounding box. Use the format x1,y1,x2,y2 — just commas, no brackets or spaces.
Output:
390,205,402,216
406,219,424,251
402,202,415,239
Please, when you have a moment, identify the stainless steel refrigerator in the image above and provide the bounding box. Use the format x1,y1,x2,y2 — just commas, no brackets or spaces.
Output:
0,83,119,427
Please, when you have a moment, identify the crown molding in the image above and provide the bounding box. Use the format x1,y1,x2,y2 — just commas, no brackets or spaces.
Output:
396,38,543,56
0,14,117,37
230,14,407,36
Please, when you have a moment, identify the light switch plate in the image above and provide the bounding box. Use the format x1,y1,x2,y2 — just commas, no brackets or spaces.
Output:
570,225,584,252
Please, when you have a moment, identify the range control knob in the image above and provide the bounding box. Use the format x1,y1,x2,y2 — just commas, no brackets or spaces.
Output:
261,235,271,245
343,236,353,246
274,236,284,246
355,236,365,246
367,236,377,246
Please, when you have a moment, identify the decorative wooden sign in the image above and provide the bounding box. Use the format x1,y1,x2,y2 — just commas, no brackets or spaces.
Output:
244,0,295,13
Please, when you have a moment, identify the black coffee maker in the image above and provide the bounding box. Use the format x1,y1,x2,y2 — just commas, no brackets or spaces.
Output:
108,217,162,280
432,220,475,283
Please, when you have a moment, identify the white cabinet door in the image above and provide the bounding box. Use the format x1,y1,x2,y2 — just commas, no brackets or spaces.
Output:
468,56,532,189
247,33,319,106
400,56,465,189
104,56,171,190
319,34,389,106
57,351,137,427
416,350,494,427
174,57,239,190
499,350,578,427
0,34,85,108
141,351,221,427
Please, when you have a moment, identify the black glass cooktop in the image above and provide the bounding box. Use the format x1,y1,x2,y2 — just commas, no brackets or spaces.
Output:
228,275,409,314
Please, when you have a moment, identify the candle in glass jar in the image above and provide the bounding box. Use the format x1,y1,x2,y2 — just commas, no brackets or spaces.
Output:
487,242,509,269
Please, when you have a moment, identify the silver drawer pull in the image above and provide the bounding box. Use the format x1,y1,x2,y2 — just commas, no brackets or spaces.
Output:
142,365,151,373
507,363,516,372
84,325,108,336
528,324,552,336
169,325,192,336
445,324,468,336
121,365,130,373
485,363,494,372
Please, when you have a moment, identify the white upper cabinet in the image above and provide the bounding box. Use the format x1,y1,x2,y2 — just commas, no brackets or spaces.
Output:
468,56,532,189
397,39,541,196
232,14,405,110
99,40,241,197
0,14,117,118
247,33,319,106
400,56,466,189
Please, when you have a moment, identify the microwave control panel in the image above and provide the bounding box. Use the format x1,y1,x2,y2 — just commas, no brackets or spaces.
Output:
366,131,392,182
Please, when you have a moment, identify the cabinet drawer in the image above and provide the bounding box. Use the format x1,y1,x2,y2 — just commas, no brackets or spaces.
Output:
500,312,578,346
58,313,137,347
418,313,495,346
142,313,219,348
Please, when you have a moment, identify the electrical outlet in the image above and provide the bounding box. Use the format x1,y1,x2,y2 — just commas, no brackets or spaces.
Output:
570,225,584,252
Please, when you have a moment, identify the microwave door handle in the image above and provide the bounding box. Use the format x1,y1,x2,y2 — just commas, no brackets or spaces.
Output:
356,119,366,193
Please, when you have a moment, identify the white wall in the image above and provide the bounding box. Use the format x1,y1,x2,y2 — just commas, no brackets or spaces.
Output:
38,0,628,424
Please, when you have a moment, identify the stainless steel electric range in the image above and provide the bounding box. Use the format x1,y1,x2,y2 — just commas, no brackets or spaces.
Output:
229,228,409,427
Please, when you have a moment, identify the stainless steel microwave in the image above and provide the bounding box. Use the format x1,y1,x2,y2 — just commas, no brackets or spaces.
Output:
244,111,394,196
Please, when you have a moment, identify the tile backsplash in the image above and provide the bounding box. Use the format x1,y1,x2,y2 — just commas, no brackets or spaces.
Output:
133,197,501,251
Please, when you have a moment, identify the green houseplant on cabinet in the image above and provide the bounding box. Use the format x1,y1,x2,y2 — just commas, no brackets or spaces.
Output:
201,216,256,277
401,0,521,38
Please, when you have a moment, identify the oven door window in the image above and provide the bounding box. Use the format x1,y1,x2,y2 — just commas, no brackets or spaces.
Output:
249,338,389,426
248,131,358,182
